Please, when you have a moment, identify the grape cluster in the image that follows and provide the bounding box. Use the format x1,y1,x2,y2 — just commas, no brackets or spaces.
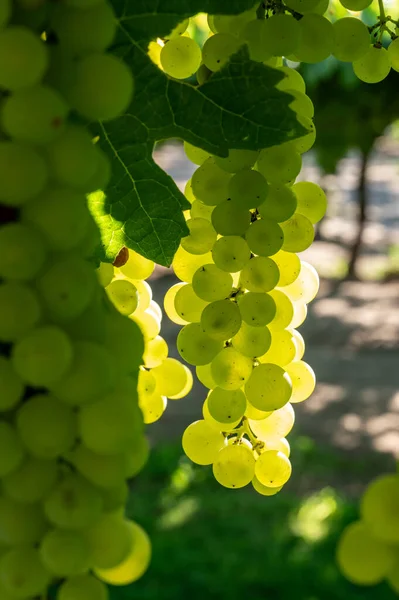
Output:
0,1,151,599
337,473,399,593
98,249,193,425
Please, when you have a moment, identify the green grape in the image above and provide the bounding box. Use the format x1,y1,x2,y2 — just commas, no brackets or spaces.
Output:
337,521,395,585
0,223,47,281
177,323,223,365
212,235,251,273
271,250,300,286
124,435,150,477
259,329,297,367
165,18,189,39
106,279,138,315
291,328,305,360
0,547,50,598
182,420,226,465
353,46,391,84
239,256,279,293
196,363,217,389
184,141,210,165
174,283,208,322
252,477,283,496
152,357,190,397
262,14,301,57
0,281,41,342
58,574,109,600
280,213,315,253
169,365,193,399
172,247,213,283
283,261,319,303
241,19,270,62
249,402,295,440
207,388,246,423
67,53,134,121
238,291,276,327
214,149,259,173
339,0,372,9
292,115,316,154
245,363,292,411
268,290,294,331
0,422,24,477
119,249,154,280
232,322,271,358
1,84,68,144
211,7,256,37
163,282,187,324
211,346,253,390
3,456,57,504
0,357,24,412
181,218,217,255
211,199,252,236
192,264,233,301
0,26,48,90
17,393,76,458
160,37,201,79
22,187,89,251
255,450,292,487
245,402,271,420
203,398,241,431
201,299,242,341
292,181,327,224
184,179,195,203
52,2,116,55
291,301,307,328
361,475,399,543
85,514,131,569
287,90,314,120
202,33,241,72
213,443,255,488
143,336,168,369
131,278,152,312
40,528,91,577
285,360,315,403
191,157,231,206
0,496,47,545
131,310,161,342
190,199,214,220
286,0,321,12
71,444,126,488
296,14,334,63
196,62,212,85
0,141,48,206
275,66,306,93
245,218,284,256
103,314,144,374
44,473,103,529
388,38,399,72
228,169,269,209
257,145,302,184
258,184,297,222
262,437,291,457
332,18,370,63
138,369,157,397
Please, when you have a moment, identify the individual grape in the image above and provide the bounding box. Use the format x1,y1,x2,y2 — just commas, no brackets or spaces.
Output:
292,115,316,154
259,329,297,367
245,218,284,256
332,18,370,63
131,309,161,341
211,346,253,390
85,514,131,569
0,281,41,342
245,402,271,421
184,179,196,203
71,444,126,488
2,457,57,504
296,15,334,63
255,450,292,487
177,323,223,366
249,402,295,440
275,66,306,94
283,261,319,304
214,149,259,173
212,236,251,273
1,84,68,144
201,299,242,340
228,169,269,209
138,369,156,398
291,328,305,360
210,8,256,37
360,475,399,543
292,181,327,224
262,437,291,457
169,366,193,400
207,388,246,423
40,528,91,577
353,46,391,84
160,37,201,79
191,158,231,206
336,521,395,585
58,574,109,600
52,2,116,55
181,218,217,254
0,223,47,281
287,90,314,120
107,279,138,315
22,187,89,251
211,199,251,236
202,33,241,71
0,26,48,90
272,250,301,287
196,363,217,389
152,357,191,397
285,360,316,403
245,363,292,411
0,496,47,545
262,14,301,57
213,444,255,488
339,0,372,9
203,397,241,431
258,184,297,223
286,0,321,12
67,53,134,120
163,282,187,325
240,19,270,63
0,142,48,206
290,302,308,329
0,422,24,477
190,200,214,220
239,256,279,293
44,473,103,529
0,357,24,412
173,247,213,284
252,477,283,496
192,264,233,301
257,145,302,184
0,547,50,598
183,419,226,465
232,322,271,358
280,214,315,253
268,290,294,331
174,283,208,322
184,142,210,165
104,314,144,374
238,291,276,327
119,249,154,280
388,38,399,72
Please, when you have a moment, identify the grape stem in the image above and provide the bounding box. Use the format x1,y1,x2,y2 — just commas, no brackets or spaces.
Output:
378,0,386,22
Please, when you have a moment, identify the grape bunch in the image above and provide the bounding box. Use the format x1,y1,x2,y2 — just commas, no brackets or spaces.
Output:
98,248,193,426
0,1,151,598
337,473,399,593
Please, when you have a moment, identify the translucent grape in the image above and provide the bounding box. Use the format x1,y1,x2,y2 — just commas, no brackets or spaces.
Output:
245,363,292,411
213,444,255,488
232,322,271,358
208,387,246,423
275,66,306,93
119,249,154,280
238,291,276,327
183,419,226,464
360,475,399,543
131,309,161,341
296,15,334,63
249,402,295,440
192,264,233,301
0,141,48,206
85,514,131,569
339,0,372,9
201,299,242,341
214,149,259,173
58,574,109,600
0,281,41,342
255,450,292,487
252,477,283,496
290,301,308,328
181,218,217,254
286,0,321,12
165,18,189,38
245,402,271,421
191,157,231,206
0,26,48,90
211,199,251,236
203,398,241,431
262,14,301,57
202,33,241,72
292,115,316,154
0,357,24,412
258,184,297,222
160,37,201,79
271,250,300,286
245,218,284,256
177,323,223,365
211,346,253,390
285,360,316,403
292,181,327,224
107,279,138,315
332,18,370,63
0,223,47,281
212,235,251,273
388,38,399,72
287,90,314,120
262,437,291,457
0,496,47,545
3,457,57,503
0,422,24,477
190,199,214,220
291,328,305,360
280,214,315,253
228,169,269,209
152,357,191,397
44,473,103,529
353,46,391,84
196,363,217,389
0,547,50,598
174,283,207,322
259,329,297,367
169,366,193,399
40,528,91,577
283,261,319,303
163,282,187,325
239,256,280,293
268,290,294,331
173,247,213,285
257,145,302,184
